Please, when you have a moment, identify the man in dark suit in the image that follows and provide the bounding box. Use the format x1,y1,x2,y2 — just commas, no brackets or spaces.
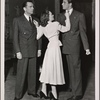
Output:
13,0,42,100
57,0,91,100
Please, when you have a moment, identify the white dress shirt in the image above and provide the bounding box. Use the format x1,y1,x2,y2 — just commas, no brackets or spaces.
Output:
66,8,73,15
24,13,32,21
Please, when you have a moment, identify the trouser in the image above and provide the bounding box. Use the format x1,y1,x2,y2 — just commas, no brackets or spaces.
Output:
66,54,82,96
15,57,37,98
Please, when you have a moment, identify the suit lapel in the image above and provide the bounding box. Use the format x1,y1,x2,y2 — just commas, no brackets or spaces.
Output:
63,10,77,26
20,15,37,39
70,10,78,25
22,15,32,29
21,15,36,30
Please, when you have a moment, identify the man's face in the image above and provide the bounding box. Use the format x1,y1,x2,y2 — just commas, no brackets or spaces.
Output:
24,2,34,15
62,0,70,10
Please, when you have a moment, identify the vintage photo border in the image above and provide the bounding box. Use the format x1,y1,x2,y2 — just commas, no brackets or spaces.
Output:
95,0,99,100
1,0,5,100
0,0,99,100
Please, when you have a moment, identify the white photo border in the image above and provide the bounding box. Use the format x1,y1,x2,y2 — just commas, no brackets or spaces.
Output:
1,0,5,100
95,0,99,100
0,0,99,100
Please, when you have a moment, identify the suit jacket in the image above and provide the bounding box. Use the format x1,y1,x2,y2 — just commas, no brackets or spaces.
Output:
57,10,89,54
13,15,42,57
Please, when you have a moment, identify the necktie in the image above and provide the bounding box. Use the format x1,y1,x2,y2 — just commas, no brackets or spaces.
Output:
29,16,32,25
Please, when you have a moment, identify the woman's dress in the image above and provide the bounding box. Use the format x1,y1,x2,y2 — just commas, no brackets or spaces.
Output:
37,21,70,85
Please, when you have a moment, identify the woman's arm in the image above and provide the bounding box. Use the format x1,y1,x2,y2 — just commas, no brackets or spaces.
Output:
36,26,44,40
33,20,44,40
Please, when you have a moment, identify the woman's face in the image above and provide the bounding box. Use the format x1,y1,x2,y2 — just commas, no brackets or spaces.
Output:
49,11,54,21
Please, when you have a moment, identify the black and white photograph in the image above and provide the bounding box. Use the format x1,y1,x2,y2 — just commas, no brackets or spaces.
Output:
0,0,99,100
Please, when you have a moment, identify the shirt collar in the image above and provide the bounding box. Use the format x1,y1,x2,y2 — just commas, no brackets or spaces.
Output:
24,13,32,21
66,8,73,15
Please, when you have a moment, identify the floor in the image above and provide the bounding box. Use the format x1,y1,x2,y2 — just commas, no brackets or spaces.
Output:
5,58,95,100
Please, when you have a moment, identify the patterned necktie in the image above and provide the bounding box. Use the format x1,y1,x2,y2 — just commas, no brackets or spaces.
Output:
29,16,32,25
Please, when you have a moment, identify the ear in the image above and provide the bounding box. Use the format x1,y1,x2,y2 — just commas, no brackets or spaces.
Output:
70,3,72,7
23,7,26,12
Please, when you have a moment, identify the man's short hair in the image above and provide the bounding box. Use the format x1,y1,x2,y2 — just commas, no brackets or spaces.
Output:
22,0,34,8
68,0,73,3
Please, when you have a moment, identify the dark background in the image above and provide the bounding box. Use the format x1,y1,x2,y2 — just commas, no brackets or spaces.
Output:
5,0,95,61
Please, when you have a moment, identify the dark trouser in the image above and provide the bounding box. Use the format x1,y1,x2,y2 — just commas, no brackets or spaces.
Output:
15,57,37,99
66,54,82,96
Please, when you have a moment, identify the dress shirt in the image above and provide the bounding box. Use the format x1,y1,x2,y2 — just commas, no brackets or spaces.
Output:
24,13,32,22
66,8,73,15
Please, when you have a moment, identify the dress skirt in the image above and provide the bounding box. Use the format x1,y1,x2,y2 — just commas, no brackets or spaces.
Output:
39,40,65,85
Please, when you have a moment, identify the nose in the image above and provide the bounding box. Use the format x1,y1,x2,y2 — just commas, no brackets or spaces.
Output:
32,6,34,10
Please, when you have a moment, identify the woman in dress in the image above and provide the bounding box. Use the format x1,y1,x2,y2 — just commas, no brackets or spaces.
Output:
34,9,70,100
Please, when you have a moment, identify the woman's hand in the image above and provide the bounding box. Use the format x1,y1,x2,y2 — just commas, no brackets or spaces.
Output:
33,20,39,28
65,11,69,19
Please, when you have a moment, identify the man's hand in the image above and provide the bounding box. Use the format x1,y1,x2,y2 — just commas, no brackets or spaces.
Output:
16,52,22,59
37,50,41,57
86,49,91,55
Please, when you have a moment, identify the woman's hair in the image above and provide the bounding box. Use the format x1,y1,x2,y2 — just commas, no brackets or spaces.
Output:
40,9,50,27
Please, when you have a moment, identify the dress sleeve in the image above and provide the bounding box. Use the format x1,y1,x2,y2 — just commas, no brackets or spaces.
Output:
58,13,70,32
36,25,44,40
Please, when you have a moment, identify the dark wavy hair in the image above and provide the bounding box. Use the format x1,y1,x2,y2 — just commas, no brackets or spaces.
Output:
40,9,50,27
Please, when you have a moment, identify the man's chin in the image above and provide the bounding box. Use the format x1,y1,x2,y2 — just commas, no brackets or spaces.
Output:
31,12,34,14
62,7,66,10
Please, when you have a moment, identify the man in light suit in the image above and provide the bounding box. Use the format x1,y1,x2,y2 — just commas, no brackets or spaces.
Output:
13,0,42,100
57,0,91,100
